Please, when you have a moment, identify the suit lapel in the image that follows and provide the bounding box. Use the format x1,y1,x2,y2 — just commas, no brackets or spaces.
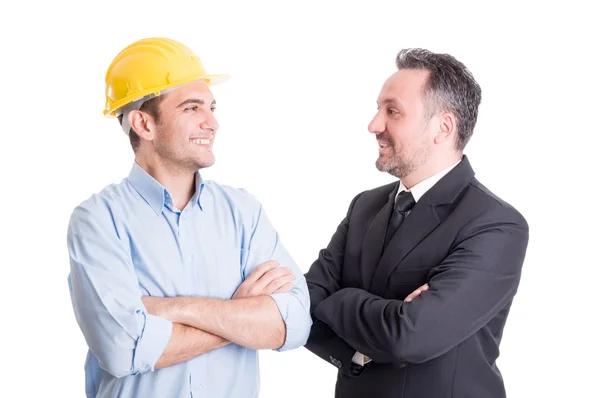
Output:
359,183,398,289
367,155,476,296
369,195,440,295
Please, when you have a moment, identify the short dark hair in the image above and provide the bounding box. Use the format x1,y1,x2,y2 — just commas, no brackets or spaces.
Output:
117,95,164,152
396,48,482,151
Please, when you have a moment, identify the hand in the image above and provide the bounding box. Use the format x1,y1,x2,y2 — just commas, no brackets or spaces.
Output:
404,283,429,303
141,296,174,319
233,260,295,299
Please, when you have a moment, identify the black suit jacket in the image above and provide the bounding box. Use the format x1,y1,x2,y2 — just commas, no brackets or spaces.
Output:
304,156,529,398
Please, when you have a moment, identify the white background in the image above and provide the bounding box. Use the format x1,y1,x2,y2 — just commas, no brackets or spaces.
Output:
1,0,598,397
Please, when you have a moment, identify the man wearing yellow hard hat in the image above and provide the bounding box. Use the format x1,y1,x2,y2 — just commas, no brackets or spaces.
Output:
66,37,312,398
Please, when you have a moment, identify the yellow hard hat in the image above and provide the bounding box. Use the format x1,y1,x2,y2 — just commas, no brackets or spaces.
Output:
104,37,229,117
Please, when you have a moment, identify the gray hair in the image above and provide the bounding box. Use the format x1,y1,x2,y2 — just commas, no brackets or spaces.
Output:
396,48,482,151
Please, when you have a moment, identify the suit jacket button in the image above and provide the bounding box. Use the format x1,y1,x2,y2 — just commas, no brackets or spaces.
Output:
329,356,342,368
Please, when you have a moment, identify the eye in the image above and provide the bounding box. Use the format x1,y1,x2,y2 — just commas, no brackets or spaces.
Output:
210,106,216,112
387,108,399,115
185,105,198,112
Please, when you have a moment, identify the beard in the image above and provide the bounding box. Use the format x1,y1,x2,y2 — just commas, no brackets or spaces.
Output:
375,134,430,179
154,131,215,173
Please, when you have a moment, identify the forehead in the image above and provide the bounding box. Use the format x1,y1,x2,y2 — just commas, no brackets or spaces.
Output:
378,69,430,104
161,80,215,105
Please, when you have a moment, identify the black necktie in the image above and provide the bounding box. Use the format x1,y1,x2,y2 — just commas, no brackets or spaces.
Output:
384,190,416,248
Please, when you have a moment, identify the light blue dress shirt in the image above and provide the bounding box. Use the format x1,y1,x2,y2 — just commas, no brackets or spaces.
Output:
67,162,312,398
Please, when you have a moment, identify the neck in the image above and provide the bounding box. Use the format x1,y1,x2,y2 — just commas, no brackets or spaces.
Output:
402,152,462,189
136,155,196,211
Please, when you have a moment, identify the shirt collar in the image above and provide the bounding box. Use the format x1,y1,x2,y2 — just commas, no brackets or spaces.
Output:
192,171,205,210
397,159,461,202
127,161,205,215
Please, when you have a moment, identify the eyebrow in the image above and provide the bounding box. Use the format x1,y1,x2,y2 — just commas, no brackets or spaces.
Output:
379,98,403,108
176,98,217,108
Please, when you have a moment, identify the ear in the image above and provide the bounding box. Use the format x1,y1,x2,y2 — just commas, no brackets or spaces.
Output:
128,110,156,141
434,112,457,145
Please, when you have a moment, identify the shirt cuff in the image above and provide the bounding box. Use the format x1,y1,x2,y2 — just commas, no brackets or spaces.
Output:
351,351,372,366
269,292,311,352
132,312,173,374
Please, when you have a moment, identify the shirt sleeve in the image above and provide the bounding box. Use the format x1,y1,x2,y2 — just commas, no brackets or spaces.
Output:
67,200,173,378
240,197,312,351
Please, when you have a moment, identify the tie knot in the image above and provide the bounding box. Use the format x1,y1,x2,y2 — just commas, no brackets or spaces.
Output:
394,190,415,213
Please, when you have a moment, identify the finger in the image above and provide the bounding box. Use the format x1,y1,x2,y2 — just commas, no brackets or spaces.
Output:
264,274,296,294
405,284,429,302
241,266,288,297
246,260,279,282
254,267,292,290
262,266,292,278
265,275,295,294
404,289,422,302
254,268,293,292
261,267,292,281
273,282,294,294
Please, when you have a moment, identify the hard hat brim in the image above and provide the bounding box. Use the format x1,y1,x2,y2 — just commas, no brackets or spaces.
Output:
104,73,230,117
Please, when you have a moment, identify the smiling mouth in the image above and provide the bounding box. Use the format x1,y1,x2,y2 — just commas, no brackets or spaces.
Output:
191,138,212,145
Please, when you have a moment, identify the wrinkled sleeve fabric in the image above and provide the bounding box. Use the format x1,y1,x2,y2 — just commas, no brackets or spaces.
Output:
303,192,367,376
239,191,312,351
67,200,173,378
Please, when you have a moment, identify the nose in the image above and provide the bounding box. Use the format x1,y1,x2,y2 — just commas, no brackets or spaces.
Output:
201,112,219,132
368,110,384,135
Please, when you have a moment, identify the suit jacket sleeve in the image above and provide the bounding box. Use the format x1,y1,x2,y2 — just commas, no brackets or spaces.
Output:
314,204,529,365
304,192,366,376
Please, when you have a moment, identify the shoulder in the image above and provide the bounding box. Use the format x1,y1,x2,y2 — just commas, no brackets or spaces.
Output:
68,180,130,230
201,180,270,234
202,180,263,211
346,181,397,214
470,179,527,224
459,178,529,237
360,181,398,201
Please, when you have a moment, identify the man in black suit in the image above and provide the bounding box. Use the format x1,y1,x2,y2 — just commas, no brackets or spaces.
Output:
304,48,529,398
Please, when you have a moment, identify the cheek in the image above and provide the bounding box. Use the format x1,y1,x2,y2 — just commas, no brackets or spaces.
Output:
155,130,176,147
161,121,191,145
180,118,202,138
388,121,424,152
387,120,410,145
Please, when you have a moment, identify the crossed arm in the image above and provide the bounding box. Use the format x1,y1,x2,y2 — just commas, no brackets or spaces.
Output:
67,200,311,378
147,261,295,369
304,199,529,372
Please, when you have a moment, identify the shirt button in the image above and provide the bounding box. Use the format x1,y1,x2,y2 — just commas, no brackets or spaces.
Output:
188,254,193,261
196,384,203,389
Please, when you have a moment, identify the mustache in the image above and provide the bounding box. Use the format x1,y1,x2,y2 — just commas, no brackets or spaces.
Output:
376,133,392,144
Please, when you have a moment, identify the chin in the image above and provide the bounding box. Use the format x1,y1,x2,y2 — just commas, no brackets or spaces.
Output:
376,156,404,178
375,156,391,172
196,157,216,169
